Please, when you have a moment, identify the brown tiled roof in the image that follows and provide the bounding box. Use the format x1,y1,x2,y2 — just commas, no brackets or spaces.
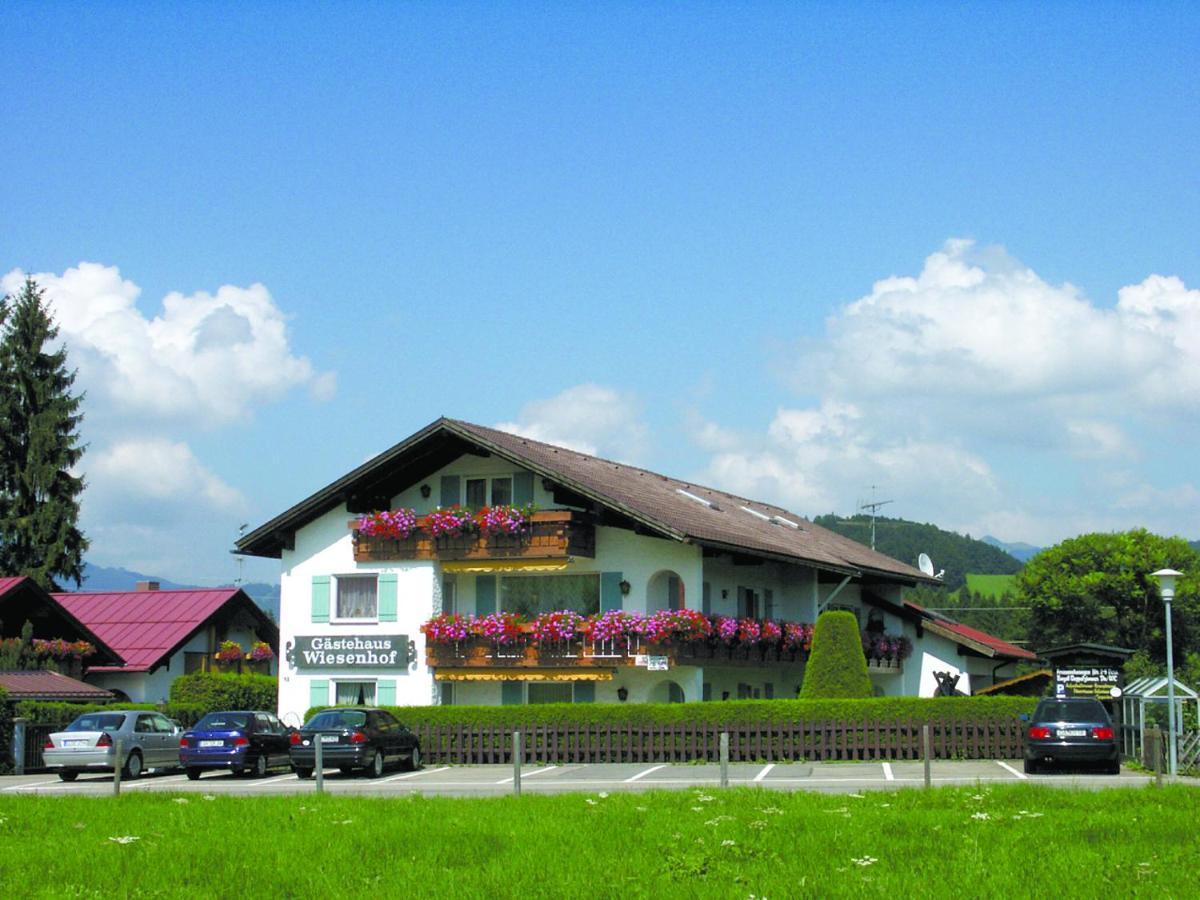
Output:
0,670,114,701
239,416,932,584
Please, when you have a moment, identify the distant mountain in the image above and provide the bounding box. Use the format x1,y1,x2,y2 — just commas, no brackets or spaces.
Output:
981,536,1042,562
79,563,279,621
812,514,1023,592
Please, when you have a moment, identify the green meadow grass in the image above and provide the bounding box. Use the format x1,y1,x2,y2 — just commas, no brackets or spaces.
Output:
0,785,1195,898
964,573,1018,598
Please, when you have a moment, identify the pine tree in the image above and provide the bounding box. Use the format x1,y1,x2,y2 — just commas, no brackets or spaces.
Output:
0,278,88,589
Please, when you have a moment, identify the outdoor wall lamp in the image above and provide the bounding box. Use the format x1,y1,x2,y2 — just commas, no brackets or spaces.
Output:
419,484,432,499
619,580,631,595
616,686,629,702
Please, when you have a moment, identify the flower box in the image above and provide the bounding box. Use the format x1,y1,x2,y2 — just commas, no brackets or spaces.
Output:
352,509,596,562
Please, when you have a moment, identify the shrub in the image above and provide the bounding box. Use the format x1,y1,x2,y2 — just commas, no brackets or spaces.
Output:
168,672,278,711
305,696,1036,729
800,610,874,699
12,701,206,728
0,684,10,774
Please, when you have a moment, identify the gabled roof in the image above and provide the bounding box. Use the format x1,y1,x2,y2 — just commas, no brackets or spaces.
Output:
0,669,115,702
236,416,934,585
899,598,1038,661
0,576,123,666
52,588,278,673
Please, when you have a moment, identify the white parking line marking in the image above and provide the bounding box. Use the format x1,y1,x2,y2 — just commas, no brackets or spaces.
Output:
378,766,450,783
753,764,775,782
882,762,894,781
996,760,1027,780
497,765,557,784
4,779,62,791
624,764,668,783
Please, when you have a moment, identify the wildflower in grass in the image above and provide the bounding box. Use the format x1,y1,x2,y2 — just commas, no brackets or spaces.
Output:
722,840,736,847
971,812,990,821
597,792,609,799
585,799,597,806
758,807,783,815
636,806,648,812
749,820,768,830
202,795,215,801
851,856,878,867
172,798,189,805
695,793,715,802
108,836,140,844
691,807,703,812
847,792,865,799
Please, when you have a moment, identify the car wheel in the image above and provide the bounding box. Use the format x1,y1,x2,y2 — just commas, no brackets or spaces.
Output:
185,768,202,781
406,746,421,772
122,751,143,780
295,767,313,779
1023,758,1039,775
253,754,268,778
58,770,78,782
1105,760,1121,775
366,750,384,779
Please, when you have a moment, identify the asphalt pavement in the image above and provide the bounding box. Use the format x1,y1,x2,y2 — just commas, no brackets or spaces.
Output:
0,760,1175,798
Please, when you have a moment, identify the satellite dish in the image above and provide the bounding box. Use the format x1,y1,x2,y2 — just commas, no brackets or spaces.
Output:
918,552,935,577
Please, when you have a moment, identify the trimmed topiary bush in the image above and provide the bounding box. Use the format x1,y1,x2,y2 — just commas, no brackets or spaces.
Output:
799,610,873,699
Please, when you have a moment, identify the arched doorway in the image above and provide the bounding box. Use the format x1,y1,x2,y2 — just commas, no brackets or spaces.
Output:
646,570,685,613
650,680,686,703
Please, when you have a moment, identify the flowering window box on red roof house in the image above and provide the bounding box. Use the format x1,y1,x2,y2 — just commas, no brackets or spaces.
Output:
351,510,596,563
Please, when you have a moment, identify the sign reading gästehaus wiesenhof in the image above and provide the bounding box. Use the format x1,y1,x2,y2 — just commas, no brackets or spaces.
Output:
287,635,409,670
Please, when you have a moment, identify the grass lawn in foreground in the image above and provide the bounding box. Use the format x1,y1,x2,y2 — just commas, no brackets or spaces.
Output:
0,785,1195,897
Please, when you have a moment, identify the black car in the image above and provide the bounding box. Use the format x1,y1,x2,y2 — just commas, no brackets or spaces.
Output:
1022,698,1120,774
179,710,296,779
289,707,421,778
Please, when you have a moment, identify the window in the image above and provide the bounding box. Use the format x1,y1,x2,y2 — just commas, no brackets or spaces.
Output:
68,713,126,732
738,587,759,619
500,574,600,617
334,680,376,706
527,682,573,704
135,715,156,734
442,576,457,615
440,682,455,706
335,574,378,620
702,582,711,616
308,710,367,729
465,476,513,507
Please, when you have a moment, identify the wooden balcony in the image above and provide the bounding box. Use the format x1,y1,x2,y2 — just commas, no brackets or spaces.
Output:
353,510,596,563
427,637,809,671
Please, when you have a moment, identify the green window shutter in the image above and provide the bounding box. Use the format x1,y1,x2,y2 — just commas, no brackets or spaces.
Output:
476,574,497,615
501,682,523,705
378,573,398,622
440,475,461,507
309,679,329,709
513,471,535,505
573,682,595,703
311,575,330,623
376,679,397,707
601,572,623,612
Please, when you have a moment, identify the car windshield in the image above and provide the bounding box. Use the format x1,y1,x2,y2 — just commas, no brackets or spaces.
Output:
195,713,251,730
67,713,126,732
306,710,367,730
1036,700,1109,723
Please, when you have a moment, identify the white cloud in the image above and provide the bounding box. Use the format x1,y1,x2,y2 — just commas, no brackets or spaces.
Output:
495,384,648,461
1,262,335,425
88,439,245,512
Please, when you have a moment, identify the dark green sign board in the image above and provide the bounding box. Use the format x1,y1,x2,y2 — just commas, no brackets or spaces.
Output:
285,634,409,670
1055,667,1121,700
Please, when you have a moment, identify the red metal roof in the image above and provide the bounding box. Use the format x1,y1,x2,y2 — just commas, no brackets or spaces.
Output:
938,620,1038,660
51,589,244,672
0,576,28,598
0,670,114,701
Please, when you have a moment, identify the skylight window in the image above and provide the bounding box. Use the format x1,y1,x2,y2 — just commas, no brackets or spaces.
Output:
740,505,772,522
676,488,716,509
771,515,800,530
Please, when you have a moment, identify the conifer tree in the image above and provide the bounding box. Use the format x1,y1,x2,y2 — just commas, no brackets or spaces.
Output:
0,278,88,589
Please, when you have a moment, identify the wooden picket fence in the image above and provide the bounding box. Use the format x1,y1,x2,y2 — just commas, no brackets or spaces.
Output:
415,718,1024,764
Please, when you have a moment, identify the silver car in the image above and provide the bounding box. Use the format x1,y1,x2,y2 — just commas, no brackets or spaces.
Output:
44,710,182,781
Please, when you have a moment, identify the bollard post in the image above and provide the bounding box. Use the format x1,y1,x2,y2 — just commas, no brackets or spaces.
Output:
1150,728,1163,787
513,731,522,797
719,732,729,788
113,739,123,796
922,725,931,789
13,718,27,777
315,735,324,794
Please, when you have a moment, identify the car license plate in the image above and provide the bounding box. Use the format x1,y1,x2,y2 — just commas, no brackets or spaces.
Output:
199,740,225,748
320,735,338,743
1058,729,1086,737
63,739,86,747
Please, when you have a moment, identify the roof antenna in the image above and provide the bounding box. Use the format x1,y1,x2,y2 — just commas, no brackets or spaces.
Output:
858,486,892,551
235,523,248,586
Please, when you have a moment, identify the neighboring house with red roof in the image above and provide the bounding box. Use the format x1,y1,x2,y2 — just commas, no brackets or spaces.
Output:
237,417,1035,719
0,670,114,703
52,584,279,704
0,576,124,670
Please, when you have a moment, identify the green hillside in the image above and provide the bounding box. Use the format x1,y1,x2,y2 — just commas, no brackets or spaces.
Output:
812,514,1023,591
964,573,1017,599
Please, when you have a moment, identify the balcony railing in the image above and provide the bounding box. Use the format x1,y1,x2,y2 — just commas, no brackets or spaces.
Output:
352,510,596,563
426,635,811,671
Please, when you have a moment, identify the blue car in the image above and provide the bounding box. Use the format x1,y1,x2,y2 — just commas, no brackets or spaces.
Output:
179,711,294,779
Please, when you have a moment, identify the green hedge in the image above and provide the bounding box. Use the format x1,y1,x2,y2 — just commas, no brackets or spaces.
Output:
0,686,10,774
13,701,207,729
168,672,278,712
305,696,1038,729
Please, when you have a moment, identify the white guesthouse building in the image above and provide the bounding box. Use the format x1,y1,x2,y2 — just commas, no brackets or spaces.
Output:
237,418,1034,724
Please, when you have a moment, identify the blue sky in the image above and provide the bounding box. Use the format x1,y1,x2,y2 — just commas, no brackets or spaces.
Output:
2,2,1197,584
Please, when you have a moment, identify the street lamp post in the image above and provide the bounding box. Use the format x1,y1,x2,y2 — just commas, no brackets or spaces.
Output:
1152,568,1183,778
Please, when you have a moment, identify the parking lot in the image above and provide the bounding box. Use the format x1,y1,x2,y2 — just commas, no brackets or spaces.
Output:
1,760,1167,797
